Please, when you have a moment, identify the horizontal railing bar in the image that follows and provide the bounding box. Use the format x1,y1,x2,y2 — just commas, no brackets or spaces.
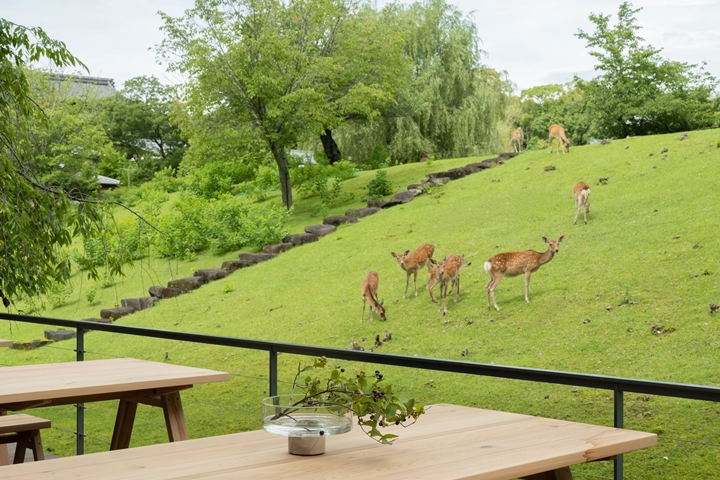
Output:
3,312,720,402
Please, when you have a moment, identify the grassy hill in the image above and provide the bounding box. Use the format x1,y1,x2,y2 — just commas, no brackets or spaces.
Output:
2,129,719,477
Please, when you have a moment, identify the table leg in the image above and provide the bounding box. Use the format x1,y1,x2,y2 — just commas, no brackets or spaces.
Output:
110,399,138,450
522,467,573,480
0,410,8,465
161,391,188,442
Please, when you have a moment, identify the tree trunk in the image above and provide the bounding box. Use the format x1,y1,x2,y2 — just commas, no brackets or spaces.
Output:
270,142,293,209
319,128,342,165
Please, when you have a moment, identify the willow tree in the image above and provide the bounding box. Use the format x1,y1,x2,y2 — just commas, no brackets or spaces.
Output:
336,0,510,165
158,0,404,209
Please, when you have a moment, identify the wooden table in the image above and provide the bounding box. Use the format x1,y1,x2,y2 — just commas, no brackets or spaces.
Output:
0,358,229,466
0,404,657,479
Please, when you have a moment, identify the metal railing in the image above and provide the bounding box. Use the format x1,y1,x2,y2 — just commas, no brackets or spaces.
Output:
3,312,720,479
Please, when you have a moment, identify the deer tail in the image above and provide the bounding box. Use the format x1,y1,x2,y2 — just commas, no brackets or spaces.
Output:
483,261,492,274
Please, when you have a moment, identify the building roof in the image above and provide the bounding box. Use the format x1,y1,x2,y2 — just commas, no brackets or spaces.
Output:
48,74,117,98
97,175,121,186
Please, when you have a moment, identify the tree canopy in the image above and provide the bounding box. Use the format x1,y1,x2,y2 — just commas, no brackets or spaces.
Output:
158,0,405,209
0,19,126,306
575,1,719,138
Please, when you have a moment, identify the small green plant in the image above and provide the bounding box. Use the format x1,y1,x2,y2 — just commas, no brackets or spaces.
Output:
85,286,98,304
365,170,394,199
425,155,435,167
278,357,425,445
544,164,556,172
222,283,234,294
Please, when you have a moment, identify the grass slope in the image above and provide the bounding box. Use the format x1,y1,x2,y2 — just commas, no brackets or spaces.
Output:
2,130,720,477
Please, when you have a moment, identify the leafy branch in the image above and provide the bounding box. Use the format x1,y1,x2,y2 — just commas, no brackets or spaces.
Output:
277,357,425,445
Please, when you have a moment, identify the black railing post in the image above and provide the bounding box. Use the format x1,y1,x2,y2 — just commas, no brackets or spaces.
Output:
614,387,624,480
75,328,86,455
269,347,278,397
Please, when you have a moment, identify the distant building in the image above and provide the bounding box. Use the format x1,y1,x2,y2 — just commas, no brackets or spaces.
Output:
48,73,117,98
97,175,120,189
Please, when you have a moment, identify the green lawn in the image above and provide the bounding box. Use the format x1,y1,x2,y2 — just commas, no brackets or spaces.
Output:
2,129,719,477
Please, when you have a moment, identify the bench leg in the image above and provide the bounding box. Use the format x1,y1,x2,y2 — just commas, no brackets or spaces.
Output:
30,430,45,461
161,391,189,442
111,399,138,450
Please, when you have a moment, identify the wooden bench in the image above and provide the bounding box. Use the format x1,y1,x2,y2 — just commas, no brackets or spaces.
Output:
0,415,51,465
0,339,11,348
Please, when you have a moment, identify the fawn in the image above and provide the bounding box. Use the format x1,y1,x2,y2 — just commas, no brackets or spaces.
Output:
573,181,591,224
391,243,435,299
434,255,471,316
484,237,564,311
361,271,386,323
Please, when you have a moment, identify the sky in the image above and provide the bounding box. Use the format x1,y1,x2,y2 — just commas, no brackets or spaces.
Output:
2,0,719,93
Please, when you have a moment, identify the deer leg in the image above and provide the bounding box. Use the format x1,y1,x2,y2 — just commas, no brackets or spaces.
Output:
413,270,419,297
403,273,410,299
524,271,532,303
361,298,366,323
487,275,501,311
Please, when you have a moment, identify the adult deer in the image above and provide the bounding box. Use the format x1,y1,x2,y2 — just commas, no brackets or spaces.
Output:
361,271,385,323
548,124,570,154
435,254,471,316
391,243,435,299
573,181,591,224
511,127,524,153
484,237,564,311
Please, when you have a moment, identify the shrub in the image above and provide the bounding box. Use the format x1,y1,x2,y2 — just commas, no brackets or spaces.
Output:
365,170,394,199
367,144,391,170
151,194,290,258
152,166,181,193
184,161,255,199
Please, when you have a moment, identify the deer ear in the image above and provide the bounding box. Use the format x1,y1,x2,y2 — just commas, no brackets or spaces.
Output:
404,250,410,256
542,236,549,243
558,236,565,242
391,252,397,258
380,299,384,306
430,259,437,265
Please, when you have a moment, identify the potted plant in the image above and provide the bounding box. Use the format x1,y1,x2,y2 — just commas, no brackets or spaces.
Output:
262,357,425,455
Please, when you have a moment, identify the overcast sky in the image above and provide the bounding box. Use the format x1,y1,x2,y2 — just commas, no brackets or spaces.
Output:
2,0,719,92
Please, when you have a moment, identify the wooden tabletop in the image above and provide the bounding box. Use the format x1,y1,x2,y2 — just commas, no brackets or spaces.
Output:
0,404,657,479
0,358,230,410
0,339,11,348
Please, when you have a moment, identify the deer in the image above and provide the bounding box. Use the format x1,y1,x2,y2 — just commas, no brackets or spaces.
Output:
548,124,570,154
434,254,471,316
361,271,386,323
426,266,439,303
573,181,591,224
511,127,524,153
391,243,435,299
484,237,564,311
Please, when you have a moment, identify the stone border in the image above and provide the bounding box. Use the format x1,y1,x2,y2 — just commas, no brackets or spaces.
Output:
17,152,517,349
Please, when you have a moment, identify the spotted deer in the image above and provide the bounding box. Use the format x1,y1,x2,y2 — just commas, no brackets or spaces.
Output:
548,124,570,154
511,127,524,153
573,181,591,224
426,266,439,303
391,243,435,299
361,271,385,323
484,237,564,311
435,254,471,316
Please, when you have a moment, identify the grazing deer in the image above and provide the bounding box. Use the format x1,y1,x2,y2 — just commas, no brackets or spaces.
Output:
361,271,385,323
391,243,435,299
435,255,471,316
548,124,570,154
573,181,591,224
511,127,524,153
484,237,564,311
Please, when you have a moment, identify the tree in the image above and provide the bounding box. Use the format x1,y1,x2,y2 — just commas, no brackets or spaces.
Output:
333,0,511,165
158,0,405,209
575,2,719,138
0,19,128,306
102,76,187,182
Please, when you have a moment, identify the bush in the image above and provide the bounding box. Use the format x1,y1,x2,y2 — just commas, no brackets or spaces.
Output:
152,166,181,193
367,144,391,170
365,170,394,199
183,161,255,199
290,160,355,207
151,194,290,258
